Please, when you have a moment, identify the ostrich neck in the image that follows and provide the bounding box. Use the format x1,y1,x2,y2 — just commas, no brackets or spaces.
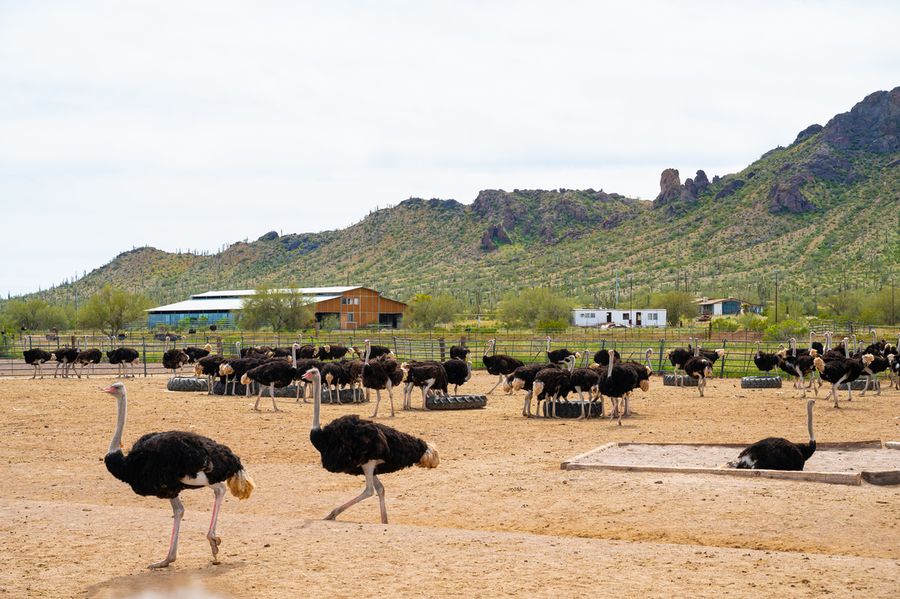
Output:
806,400,815,443
311,373,322,431
108,394,127,454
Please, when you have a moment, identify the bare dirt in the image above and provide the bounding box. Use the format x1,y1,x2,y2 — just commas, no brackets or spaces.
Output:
1,373,898,598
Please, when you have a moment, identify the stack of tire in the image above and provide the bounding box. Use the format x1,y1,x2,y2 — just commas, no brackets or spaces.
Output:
663,374,698,387
740,375,782,389
424,395,487,410
167,377,209,392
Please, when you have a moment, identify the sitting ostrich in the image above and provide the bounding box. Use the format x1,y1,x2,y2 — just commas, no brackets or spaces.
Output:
23,348,52,379
194,354,226,395
303,368,439,524
449,345,470,361
730,399,816,471
400,361,448,410
442,358,472,394
482,339,524,394
362,340,404,418
546,336,581,365
107,347,140,378
101,382,254,568
75,348,103,378
681,338,714,397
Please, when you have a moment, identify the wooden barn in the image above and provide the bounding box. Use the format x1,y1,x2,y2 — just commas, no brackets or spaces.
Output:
147,286,407,330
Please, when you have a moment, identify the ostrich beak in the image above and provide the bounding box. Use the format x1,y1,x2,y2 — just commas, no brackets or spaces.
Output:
99,386,115,394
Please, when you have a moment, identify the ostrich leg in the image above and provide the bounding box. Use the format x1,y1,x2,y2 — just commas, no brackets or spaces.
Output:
421,380,434,410
206,483,226,563
148,496,184,569
402,383,413,410
325,461,377,521
523,391,533,418
371,389,383,418
387,383,396,416
487,374,504,394
253,385,265,411
373,475,388,524
270,383,281,412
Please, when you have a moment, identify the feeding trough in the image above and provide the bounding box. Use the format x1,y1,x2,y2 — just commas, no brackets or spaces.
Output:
561,441,900,486
663,374,698,387
425,394,487,410
741,375,783,389
167,376,209,392
540,400,603,418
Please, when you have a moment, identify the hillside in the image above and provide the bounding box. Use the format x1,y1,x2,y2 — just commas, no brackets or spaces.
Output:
28,86,900,310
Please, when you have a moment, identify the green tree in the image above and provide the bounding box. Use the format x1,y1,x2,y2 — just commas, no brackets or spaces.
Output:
79,285,150,337
238,287,313,331
0,298,70,331
406,293,462,329
498,287,573,329
650,291,696,326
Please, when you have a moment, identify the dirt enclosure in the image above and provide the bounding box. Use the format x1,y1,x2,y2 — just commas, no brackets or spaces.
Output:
0,373,898,598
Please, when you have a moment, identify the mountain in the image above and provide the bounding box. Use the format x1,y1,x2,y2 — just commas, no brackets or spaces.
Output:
27,87,900,310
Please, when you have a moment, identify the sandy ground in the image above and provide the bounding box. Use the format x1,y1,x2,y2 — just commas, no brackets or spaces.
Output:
0,373,898,598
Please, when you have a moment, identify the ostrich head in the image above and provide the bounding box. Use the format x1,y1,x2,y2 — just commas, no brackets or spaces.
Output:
100,382,126,398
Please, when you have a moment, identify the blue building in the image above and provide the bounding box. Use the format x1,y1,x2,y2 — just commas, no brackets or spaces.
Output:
697,297,763,317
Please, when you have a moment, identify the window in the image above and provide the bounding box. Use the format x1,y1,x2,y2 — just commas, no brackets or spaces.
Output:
347,312,355,322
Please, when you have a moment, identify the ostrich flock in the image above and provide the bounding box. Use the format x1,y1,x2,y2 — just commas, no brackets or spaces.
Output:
15,330,899,569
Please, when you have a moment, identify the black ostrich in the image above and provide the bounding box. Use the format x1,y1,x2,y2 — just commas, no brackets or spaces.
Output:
400,361,448,410
570,366,601,419
318,344,355,360
753,341,781,373
888,354,899,390
665,344,692,378
777,338,819,397
682,354,713,397
107,347,140,378
503,363,555,417
294,358,325,402
23,348,52,379
482,339,524,394
592,348,621,367
51,347,79,378
532,356,575,418
442,358,472,394
101,382,254,568
194,354,226,395
241,359,300,412
598,353,642,425
75,348,103,378
546,336,582,365
303,368,439,523
362,340,404,418
449,345,470,361
355,343,392,359
322,361,347,404
858,351,889,396
183,344,212,363
219,356,265,396
814,354,873,408
162,348,190,374
615,349,654,416
730,399,816,471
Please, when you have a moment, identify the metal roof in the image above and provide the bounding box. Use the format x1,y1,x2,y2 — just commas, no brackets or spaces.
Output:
191,287,360,299
147,293,342,313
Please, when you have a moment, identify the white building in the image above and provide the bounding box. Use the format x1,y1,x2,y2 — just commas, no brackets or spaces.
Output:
572,307,667,328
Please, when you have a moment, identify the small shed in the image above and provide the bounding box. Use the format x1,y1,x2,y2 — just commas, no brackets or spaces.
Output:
696,298,762,317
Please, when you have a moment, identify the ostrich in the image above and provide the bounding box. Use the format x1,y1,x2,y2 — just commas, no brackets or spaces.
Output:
449,345,470,361
616,349,654,416
888,354,899,390
777,338,818,397
303,368,439,524
183,344,213,363
362,340,404,418
730,399,816,471
356,343,392,359
682,338,714,397
665,344,692,379
400,361,448,410
442,358,472,394
322,361,346,404
598,352,641,426
546,336,581,365
23,348,52,379
859,351,889,396
482,339,524,394
101,382,254,568
51,347,79,378
107,347,140,378
318,344,355,360
241,359,302,412
294,358,325,401
813,353,873,408
532,356,575,418
75,348,103,378
194,354,226,395
570,365,601,419
162,337,190,375
753,341,781,373
504,363,556,417
219,357,265,396
592,348,621,367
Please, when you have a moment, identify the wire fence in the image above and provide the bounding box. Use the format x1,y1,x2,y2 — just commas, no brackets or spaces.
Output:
1,327,895,379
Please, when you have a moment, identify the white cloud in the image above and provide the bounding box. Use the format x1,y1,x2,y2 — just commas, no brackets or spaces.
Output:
1,0,898,295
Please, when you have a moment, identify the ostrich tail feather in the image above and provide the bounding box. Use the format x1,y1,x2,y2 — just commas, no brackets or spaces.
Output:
417,442,441,469
226,469,255,500
240,373,251,385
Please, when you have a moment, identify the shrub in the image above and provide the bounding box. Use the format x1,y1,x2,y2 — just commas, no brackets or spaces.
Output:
763,318,810,342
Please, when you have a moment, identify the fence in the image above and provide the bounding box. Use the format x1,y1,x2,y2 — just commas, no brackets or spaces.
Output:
1,329,894,379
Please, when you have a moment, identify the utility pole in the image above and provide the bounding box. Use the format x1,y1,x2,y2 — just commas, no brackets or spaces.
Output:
629,273,634,325
774,270,780,324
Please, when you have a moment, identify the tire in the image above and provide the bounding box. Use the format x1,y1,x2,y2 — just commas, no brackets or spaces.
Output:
540,400,602,418
663,374,698,387
167,377,209,392
319,388,369,404
838,379,876,391
741,376,783,389
425,394,487,410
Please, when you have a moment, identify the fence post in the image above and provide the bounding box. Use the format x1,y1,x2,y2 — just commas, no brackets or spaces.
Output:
657,338,665,372
142,337,148,378
392,336,399,357
439,337,446,362
719,339,728,377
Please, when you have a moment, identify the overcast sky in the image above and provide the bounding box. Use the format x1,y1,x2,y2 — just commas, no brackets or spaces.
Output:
1,1,898,297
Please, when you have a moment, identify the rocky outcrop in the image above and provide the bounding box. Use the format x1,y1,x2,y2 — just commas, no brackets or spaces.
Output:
693,170,710,194
480,224,512,252
822,86,900,153
768,176,815,214
715,178,745,199
258,231,279,241
654,168,683,204
803,144,857,184
794,124,823,144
